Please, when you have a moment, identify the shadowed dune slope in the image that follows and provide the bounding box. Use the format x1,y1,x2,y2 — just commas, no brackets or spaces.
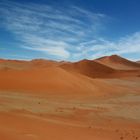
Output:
95,55,140,70
0,65,137,97
60,59,115,78
0,66,113,96
0,56,140,140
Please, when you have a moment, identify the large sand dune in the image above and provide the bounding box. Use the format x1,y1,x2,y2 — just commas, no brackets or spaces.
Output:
0,55,140,140
95,55,140,70
60,59,115,78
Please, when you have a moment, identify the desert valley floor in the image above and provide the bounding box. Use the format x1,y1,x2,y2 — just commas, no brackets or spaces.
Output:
0,55,140,140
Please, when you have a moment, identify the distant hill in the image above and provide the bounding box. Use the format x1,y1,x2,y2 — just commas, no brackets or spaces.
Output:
60,59,114,78
0,55,140,95
95,55,140,70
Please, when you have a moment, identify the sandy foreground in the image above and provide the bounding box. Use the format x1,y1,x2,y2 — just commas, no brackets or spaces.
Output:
0,90,140,140
0,55,140,140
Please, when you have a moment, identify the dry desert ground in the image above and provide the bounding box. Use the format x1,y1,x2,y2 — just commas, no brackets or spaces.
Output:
0,55,140,140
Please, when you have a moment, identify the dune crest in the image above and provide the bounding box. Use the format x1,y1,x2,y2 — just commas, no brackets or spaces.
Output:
60,59,115,78
95,55,140,70
0,55,140,140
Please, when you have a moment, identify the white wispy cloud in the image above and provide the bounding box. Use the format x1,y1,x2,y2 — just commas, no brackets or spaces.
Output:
21,34,71,58
75,32,140,60
0,0,140,61
0,0,107,60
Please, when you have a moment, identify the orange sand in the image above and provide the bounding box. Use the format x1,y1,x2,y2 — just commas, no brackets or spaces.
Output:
0,55,140,140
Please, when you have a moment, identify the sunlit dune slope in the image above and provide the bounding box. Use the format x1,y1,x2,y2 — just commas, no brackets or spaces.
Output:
0,59,59,70
0,55,140,96
0,66,115,96
95,55,140,70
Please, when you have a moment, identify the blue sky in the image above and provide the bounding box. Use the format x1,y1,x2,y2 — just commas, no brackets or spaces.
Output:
0,0,140,61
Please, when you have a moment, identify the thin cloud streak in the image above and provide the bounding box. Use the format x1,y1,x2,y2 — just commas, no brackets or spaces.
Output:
0,1,140,60
0,0,107,59
77,32,140,60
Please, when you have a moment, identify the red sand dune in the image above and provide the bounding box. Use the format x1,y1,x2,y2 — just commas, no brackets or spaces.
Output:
95,55,140,70
0,59,59,70
60,59,115,78
0,59,29,70
0,55,140,140
61,58,140,78
0,66,129,97
0,56,140,95
30,59,59,68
